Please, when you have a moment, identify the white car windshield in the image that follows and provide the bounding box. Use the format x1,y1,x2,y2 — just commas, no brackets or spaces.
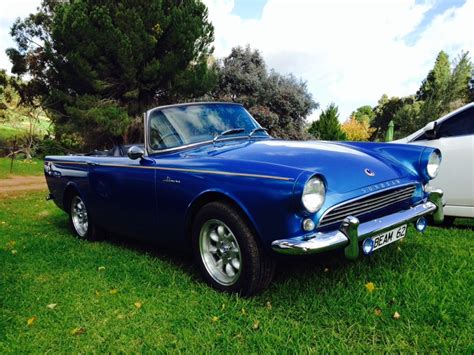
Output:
148,103,267,150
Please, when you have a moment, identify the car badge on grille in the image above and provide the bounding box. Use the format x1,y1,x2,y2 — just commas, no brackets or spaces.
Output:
364,168,375,177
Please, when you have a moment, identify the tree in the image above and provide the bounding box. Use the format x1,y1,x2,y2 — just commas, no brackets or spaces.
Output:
417,51,451,102
392,100,422,139
417,51,473,126
308,103,346,141
7,0,216,149
445,52,473,107
370,95,411,140
351,105,375,124
341,116,375,141
211,46,318,140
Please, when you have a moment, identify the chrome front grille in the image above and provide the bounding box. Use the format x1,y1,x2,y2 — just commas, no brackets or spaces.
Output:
318,184,417,228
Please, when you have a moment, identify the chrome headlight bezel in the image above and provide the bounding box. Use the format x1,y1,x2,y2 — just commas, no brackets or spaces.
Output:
426,150,441,179
301,176,326,213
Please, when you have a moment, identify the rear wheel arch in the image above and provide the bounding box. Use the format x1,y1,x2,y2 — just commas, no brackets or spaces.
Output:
63,184,81,212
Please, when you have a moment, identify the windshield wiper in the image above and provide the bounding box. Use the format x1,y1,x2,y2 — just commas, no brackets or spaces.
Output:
213,128,245,143
248,127,268,138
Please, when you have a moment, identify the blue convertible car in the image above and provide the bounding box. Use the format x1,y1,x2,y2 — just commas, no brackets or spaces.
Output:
45,102,444,295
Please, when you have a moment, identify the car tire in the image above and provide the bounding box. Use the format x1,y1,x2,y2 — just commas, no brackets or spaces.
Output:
192,201,276,296
68,194,104,241
441,216,456,227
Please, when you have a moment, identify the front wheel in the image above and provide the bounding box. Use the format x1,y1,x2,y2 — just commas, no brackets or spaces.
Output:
192,202,276,296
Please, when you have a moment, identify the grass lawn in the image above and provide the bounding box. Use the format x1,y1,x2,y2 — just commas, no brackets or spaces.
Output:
0,126,25,142
0,158,44,179
1,191,473,352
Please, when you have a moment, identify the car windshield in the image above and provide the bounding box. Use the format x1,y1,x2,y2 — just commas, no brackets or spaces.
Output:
149,103,267,150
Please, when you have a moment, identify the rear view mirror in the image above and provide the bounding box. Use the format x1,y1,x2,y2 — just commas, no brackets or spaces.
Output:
127,146,145,160
423,121,437,140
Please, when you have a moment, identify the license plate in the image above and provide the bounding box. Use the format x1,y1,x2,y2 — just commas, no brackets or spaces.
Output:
365,224,407,252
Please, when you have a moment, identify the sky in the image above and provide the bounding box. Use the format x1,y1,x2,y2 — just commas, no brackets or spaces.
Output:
0,0,473,122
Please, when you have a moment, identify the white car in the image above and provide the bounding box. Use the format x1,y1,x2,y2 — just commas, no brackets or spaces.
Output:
395,103,474,223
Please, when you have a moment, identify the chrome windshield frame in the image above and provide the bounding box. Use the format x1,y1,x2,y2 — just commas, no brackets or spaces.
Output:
144,102,267,155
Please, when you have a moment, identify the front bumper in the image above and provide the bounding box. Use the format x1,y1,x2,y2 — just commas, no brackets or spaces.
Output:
271,189,444,259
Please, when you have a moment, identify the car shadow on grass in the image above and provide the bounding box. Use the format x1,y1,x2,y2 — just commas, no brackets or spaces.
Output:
48,213,426,297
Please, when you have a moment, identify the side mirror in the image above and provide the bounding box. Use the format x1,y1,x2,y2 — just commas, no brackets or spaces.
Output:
423,121,437,140
127,146,145,160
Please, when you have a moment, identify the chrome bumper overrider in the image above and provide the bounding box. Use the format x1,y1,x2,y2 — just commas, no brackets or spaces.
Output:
271,189,444,259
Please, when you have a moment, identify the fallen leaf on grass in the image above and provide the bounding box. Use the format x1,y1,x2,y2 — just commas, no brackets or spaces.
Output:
11,249,17,255
266,301,272,310
393,311,400,320
71,327,86,335
323,267,330,273
365,282,375,293
252,320,260,330
374,307,382,316
221,304,226,310
109,288,118,295
211,316,219,323
241,308,247,316
27,316,36,326
37,211,50,218
47,303,57,309
95,290,101,297
134,302,142,309
97,266,106,271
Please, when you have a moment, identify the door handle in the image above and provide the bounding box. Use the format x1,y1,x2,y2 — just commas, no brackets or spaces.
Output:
87,162,98,167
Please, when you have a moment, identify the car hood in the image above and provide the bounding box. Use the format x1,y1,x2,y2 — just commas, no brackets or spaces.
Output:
186,139,411,192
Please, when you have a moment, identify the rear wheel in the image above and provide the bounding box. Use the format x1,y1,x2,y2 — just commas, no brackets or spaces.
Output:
68,194,103,241
192,202,276,296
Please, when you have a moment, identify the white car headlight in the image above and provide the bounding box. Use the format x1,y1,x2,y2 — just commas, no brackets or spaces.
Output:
427,151,441,179
302,177,326,213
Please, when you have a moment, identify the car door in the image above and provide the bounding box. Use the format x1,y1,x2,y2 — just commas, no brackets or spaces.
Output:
412,106,474,210
88,155,158,238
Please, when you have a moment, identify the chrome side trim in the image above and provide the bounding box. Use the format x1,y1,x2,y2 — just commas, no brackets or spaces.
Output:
272,197,439,256
46,160,293,181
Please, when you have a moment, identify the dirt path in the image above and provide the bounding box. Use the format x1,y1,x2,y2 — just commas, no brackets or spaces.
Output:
0,175,46,195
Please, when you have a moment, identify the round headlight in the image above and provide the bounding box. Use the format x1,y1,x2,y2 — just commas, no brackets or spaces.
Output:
302,177,326,213
427,151,441,179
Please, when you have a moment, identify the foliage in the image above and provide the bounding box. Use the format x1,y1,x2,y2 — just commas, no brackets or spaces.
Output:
368,51,472,140
211,46,318,140
308,103,346,141
0,191,473,352
341,117,375,141
7,0,216,149
351,105,375,124
417,51,472,126
0,72,51,156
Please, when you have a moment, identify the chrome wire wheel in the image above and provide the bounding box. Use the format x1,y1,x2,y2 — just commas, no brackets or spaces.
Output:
199,219,242,286
71,196,89,238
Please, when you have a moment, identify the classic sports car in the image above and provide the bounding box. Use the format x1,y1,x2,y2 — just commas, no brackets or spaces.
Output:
44,102,444,296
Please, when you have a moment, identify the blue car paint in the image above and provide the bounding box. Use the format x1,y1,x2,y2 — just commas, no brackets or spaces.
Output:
44,137,439,252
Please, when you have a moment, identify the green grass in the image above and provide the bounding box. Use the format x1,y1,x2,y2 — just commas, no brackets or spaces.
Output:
0,158,44,179
1,191,473,352
0,126,25,142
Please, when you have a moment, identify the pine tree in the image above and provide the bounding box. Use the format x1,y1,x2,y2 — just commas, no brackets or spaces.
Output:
308,103,346,141
7,0,216,149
